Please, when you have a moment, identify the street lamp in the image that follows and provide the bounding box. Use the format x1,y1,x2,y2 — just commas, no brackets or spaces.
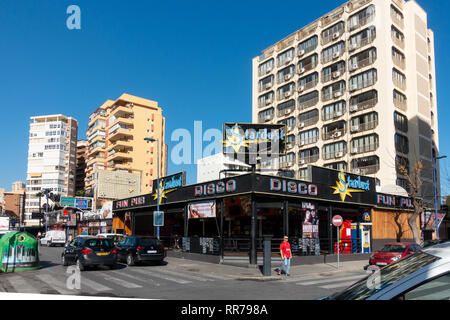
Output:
144,137,160,240
42,188,51,234
432,154,446,241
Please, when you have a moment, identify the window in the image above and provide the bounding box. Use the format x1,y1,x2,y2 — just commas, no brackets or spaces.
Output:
298,54,318,73
298,72,319,90
298,109,319,126
349,69,377,91
278,117,296,128
351,134,379,154
321,41,345,64
322,81,346,101
391,5,404,26
351,156,379,174
277,99,295,116
324,161,347,171
277,48,295,67
349,26,376,51
258,59,274,76
299,128,319,145
391,26,404,47
298,91,319,110
392,47,405,68
277,65,295,83
348,5,375,31
392,68,406,89
321,21,345,45
399,272,450,300
258,91,274,108
350,90,377,111
259,75,274,92
277,83,296,100
394,112,408,132
322,101,346,121
349,48,377,71
350,112,378,132
279,153,296,166
322,61,345,83
395,133,409,154
258,108,274,121
393,90,407,110
299,148,319,164
323,141,347,160
322,121,346,140
298,36,318,56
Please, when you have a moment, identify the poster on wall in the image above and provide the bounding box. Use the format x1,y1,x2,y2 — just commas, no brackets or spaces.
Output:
301,202,319,239
188,201,216,219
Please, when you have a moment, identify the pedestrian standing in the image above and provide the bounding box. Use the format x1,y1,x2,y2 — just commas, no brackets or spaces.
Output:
278,235,292,276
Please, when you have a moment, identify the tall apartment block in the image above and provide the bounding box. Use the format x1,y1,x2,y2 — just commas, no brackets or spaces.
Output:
85,93,167,198
25,115,78,222
75,140,88,195
252,0,439,205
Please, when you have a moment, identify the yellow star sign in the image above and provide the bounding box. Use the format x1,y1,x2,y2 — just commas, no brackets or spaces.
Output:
222,123,271,153
331,170,364,202
152,180,175,205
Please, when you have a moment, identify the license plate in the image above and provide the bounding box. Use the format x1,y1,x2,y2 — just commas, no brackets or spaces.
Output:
147,250,157,254
376,262,387,266
97,252,109,256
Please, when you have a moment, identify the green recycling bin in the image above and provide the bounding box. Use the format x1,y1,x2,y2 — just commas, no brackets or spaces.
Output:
0,231,40,272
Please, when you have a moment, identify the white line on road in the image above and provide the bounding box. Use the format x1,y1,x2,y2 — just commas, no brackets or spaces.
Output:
80,276,113,292
4,276,41,294
296,274,366,286
130,268,192,284
36,274,75,295
151,268,212,282
102,275,143,289
109,270,162,287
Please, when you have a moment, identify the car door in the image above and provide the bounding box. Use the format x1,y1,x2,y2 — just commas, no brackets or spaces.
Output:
116,238,129,261
64,239,78,264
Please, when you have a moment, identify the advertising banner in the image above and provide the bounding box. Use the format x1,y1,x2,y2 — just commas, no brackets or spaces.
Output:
188,201,216,219
301,202,319,239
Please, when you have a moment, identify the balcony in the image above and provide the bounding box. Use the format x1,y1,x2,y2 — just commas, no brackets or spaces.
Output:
394,98,407,112
298,93,319,111
393,78,406,91
279,160,295,169
321,29,345,47
109,139,133,152
88,146,104,157
299,136,319,147
106,150,133,162
87,156,105,166
298,79,318,93
350,97,377,113
391,12,404,29
392,55,405,70
350,120,378,133
392,34,405,50
298,154,319,165
277,106,295,117
323,150,346,160
322,66,345,83
352,164,379,175
298,61,317,75
349,14,374,33
323,128,346,141
278,72,295,84
108,117,134,129
258,113,274,123
348,34,375,53
108,125,133,142
322,87,345,102
349,56,376,73
110,105,134,118
259,81,274,93
285,141,296,150
298,116,319,129
350,143,379,155
322,49,345,65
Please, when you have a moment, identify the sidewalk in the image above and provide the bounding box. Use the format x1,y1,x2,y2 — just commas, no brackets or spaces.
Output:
165,256,368,281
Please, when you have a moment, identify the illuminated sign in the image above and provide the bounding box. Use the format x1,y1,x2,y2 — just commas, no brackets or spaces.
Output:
376,194,414,209
269,178,318,196
331,170,368,202
194,180,237,197
152,172,186,205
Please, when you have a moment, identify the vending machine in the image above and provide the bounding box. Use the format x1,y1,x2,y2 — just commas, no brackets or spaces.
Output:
360,224,371,253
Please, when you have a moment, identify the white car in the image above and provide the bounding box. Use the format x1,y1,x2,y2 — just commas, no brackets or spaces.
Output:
322,241,450,300
40,230,66,247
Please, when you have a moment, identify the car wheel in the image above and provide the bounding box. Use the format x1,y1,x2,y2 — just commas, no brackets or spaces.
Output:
76,259,85,271
126,254,135,266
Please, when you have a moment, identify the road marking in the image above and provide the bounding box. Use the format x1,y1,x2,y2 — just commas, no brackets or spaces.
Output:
80,276,113,292
152,268,212,282
297,274,365,286
130,268,192,284
109,270,162,287
3,276,41,294
36,274,75,295
102,275,143,289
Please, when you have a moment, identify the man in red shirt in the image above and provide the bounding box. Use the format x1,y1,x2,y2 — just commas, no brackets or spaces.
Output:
278,235,292,276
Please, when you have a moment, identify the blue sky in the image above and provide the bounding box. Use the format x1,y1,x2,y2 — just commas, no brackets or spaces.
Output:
0,0,449,196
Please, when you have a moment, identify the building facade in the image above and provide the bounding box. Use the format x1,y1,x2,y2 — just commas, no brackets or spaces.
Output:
25,114,78,224
252,0,439,206
11,181,25,192
75,140,88,195
197,153,252,183
85,93,167,202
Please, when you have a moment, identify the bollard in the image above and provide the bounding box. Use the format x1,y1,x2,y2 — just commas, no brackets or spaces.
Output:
263,235,272,276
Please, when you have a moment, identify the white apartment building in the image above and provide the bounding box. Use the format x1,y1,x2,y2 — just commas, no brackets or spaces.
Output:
252,0,439,205
25,115,78,224
197,153,251,183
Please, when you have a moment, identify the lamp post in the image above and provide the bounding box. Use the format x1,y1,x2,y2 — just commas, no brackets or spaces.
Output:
144,137,160,240
43,188,51,234
432,154,446,241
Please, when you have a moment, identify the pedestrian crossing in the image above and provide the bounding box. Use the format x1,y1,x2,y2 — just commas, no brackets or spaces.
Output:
0,265,233,296
279,271,368,291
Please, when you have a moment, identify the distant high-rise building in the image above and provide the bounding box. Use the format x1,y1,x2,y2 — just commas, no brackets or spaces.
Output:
252,0,439,205
75,140,88,195
25,114,78,225
12,181,25,192
85,93,167,201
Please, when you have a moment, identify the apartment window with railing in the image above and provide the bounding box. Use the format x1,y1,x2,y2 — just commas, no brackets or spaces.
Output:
298,168,309,180
108,123,129,135
348,4,375,31
277,82,296,100
258,107,274,122
395,133,409,154
392,68,406,90
391,5,404,28
277,65,296,83
350,112,378,133
90,140,105,150
279,152,296,167
298,36,318,57
299,128,319,146
258,58,274,76
391,26,404,49
298,91,319,110
299,147,319,164
394,111,408,133
349,69,377,92
259,75,274,92
277,99,296,117
393,90,407,111
298,109,319,128
286,134,296,149
322,80,346,101
298,54,318,74
322,61,345,83
277,48,295,67
321,21,345,45
351,134,379,154
392,47,405,69
323,141,347,160
348,26,376,52
88,129,105,141
323,121,346,140
298,72,319,92
349,47,376,72
324,161,347,171
351,156,379,174
278,117,296,129
258,91,274,108
321,41,345,64
350,90,377,112
322,100,346,121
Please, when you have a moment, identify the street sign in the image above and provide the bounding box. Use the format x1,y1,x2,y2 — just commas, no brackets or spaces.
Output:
61,197,75,206
75,199,89,209
153,211,164,227
332,215,343,227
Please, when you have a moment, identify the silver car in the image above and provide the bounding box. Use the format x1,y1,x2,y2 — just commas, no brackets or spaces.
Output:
322,241,450,300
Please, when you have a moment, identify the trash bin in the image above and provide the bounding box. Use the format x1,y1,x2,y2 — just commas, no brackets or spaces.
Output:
263,235,272,276
0,231,40,272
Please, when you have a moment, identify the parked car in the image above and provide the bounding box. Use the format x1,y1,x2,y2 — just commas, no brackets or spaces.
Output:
40,230,66,247
368,242,422,267
96,233,125,246
320,240,450,300
61,236,117,271
115,236,165,266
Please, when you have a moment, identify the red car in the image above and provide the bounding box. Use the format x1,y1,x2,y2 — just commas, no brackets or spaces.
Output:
369,242,422,267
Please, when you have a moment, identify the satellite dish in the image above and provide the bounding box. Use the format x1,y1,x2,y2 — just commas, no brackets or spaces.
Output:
380,185,409,197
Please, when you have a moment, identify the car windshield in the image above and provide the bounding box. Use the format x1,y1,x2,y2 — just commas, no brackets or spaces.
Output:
84,238,113,250
138,238,161,246
328,252,441,300
379,245,407,253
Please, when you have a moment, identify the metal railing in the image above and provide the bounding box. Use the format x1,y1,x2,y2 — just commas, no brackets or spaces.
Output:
348,14,374,32
348,35,375,52
350,143,379,154
350,97,377,112
298,97,319,110
352,164,380,175
298,154,319,165
322,128,346,140
298,79,318,92
350,120,378,133
322,87,345,102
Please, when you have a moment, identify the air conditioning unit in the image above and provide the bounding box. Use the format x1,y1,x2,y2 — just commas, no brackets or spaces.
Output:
300,140,306,146
350,84,358,91
351,125,360,132
298,49,305,57
333,32,340,39
298,85,305,92
266,67,273,74
285,74,292,80
333,131,342,138
349,43,357,51
335,151,344,158
285,108,293,115
332,71,341,79
351,147,359,154
264,115,272,121
286,142,293,149
334,91,343,98
332,52,340,59
284,58,291,65
350,63,358,71
353,168,361,174
299,159,306,165
335,111,343,117
285,91,292,98
299,67,306,74
265,83,272,89
350,105,358,112
299,122,305,128
287,126,294,132
265,98,272,105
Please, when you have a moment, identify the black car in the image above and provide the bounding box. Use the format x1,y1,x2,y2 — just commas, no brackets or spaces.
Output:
61,236,117,271
116,236,165,266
